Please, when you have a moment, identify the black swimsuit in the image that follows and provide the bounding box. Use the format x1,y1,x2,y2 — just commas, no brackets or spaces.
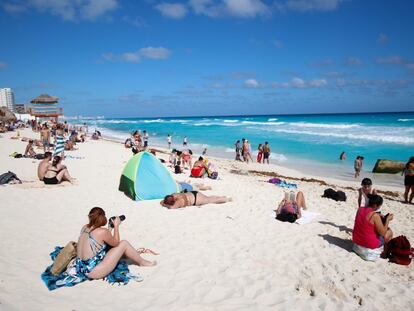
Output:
43,167,61,185
191,191,198,205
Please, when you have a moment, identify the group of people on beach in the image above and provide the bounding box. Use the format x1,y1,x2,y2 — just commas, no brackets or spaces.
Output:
235,138,271,164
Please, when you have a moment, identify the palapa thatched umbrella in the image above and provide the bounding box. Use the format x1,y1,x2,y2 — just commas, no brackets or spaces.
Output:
30,93,59,104
0,107,17,123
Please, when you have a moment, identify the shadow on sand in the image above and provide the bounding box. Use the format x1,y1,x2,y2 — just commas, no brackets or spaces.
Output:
318,221,353,234
319,234,354,253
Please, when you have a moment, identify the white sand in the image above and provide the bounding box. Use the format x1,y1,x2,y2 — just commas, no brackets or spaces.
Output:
0,128,413,310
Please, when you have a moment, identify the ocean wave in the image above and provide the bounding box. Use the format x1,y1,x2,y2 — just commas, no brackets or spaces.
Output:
262,128,414,145
169,119,189,123
143,119,165,123
268,118,278,121
96,119,140,124
241,121,284,125
225,148,235,153
398,118,414,122
193,122,239,127
290,122,360,129
223,119,239,123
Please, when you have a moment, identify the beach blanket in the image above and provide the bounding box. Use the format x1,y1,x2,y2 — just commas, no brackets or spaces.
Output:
268,178,297,189
294,210,319,225
41,246,138,290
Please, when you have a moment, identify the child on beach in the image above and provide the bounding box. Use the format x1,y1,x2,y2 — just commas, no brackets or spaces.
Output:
358,178,377,207
174,160,183,174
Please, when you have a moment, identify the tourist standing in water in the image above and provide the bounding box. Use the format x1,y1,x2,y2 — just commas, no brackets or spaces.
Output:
403,156,414,204
339,151,346,160
167,134,172,150
354,156,364,178
235,140,242,161
183,136,188,146
143,130,149,148
263,142,271,164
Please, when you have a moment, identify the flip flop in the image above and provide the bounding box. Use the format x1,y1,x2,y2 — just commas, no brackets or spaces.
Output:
137,248,159,255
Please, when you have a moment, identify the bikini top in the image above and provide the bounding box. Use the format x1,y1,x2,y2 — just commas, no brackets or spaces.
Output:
80,227,105,256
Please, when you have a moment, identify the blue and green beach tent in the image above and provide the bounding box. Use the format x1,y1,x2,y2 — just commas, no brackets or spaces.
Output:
119,151,179,201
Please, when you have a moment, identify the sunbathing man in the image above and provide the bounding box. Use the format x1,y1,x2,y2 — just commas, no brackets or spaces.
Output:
275,191,306,223
37,152,53,181
160,191,232,209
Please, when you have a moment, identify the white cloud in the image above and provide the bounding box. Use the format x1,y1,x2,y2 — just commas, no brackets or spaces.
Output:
224,0,269,17
376,56,403,64
277,0,343,12
291,77,306,88
244,79,259,88
345,57,362,66
0,61,7,69
3,0,118,21
139,47,171,59
187,0,269,18
155,2,188,19
377,33,388,44
309,78,327,87
102,47,171,63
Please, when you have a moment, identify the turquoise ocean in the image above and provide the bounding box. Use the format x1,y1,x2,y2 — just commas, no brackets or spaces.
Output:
69,112,414,187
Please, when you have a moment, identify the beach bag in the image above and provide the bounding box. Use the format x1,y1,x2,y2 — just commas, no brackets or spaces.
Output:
209,171,218,179
322,188,347,202
386,235,413,266
268,177,281,184
50,241,77,275
0,171,21,185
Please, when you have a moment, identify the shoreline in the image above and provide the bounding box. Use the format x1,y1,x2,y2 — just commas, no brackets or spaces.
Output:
98,126,405,189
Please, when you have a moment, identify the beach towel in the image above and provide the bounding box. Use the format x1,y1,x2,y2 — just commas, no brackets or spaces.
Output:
54,135,65,156
41,246,138,290
295,210,319,225
268,178,297,189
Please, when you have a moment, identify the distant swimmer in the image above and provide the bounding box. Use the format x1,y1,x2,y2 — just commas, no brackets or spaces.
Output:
183,136,188,146
339,151,346,160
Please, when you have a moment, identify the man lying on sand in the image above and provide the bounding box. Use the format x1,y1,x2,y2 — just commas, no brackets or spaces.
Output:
275,191,306,223
160,191,232,209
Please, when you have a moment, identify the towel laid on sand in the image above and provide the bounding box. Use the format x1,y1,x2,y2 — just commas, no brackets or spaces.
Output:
295,210,320,225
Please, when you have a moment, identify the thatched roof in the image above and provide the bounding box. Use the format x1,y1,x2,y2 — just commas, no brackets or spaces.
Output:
30,93,59,104
0,107,17,123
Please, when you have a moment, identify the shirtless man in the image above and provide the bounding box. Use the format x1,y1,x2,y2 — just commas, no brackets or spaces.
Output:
160,191,232,209
37,151,52,181
263,141,271,164
40,124,51,152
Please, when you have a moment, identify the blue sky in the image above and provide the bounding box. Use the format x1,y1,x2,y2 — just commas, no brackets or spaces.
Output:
0,0,413,117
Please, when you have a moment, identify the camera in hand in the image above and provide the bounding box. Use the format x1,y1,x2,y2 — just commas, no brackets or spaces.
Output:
380,213,389,225
109,215,126,228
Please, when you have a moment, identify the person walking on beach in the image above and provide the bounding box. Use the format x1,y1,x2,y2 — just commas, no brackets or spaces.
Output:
54,124,65,158
263,142,271,164
257,144,263,163
40,124,51,152
354,156,364,178
183,136,188,146
143,130,149,148
167,134,172,150
235,140,242,161
403,156,414,204
242,139,250,163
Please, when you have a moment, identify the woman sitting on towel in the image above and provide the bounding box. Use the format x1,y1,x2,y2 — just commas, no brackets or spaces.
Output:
76,207,157,280
161,191,232,209
352,194,393,254
190,156,208,178
275,191,306,223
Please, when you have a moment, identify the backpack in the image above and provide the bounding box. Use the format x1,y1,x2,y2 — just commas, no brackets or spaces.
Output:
386,235,413,265
0,171,22,185
322,188,347,202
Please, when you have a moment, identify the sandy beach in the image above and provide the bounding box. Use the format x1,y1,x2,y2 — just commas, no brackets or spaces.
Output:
0,128,413,311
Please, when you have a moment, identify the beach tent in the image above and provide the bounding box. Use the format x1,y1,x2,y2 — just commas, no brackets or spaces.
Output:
119,151,179,201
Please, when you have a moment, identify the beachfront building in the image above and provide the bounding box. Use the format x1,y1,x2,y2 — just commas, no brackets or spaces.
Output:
29,93,63,122
0,88,15,111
